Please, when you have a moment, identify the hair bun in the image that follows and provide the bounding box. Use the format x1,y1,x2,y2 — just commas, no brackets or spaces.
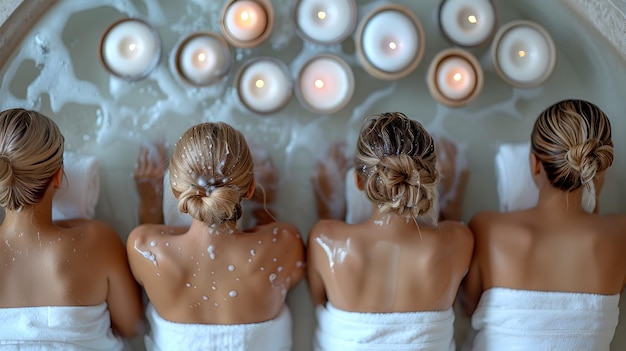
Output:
0,155,14,187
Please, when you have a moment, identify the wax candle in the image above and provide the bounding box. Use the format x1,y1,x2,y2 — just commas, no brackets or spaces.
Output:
100,19,161,80
439,0,496,47
356,5,424,80
492,20,556,87
297,54,354,114
427,48,483,107
236,57,292,114
295,0,356,45
221,0,272,48
176,33,232,86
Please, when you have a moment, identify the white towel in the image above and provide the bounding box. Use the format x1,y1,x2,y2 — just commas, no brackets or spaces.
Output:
495,142,596,212
314,303,455,351
52,152,100,221
162,169,192,227
495,143,538,212
144,303,292,351
0,303,123,350
470,287,620,351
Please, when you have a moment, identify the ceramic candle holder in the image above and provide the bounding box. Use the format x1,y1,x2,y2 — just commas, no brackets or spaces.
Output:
294,0,357,45
99,18,161,81
235,57,293,114
355,4,425,80
220,0,274,49
438,0,497,47
491,20,557,88
295,54,355,114
427,48,484,107
174,32,232,86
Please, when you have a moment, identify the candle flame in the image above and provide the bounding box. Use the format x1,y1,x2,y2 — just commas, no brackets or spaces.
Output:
518,50,527,58
317,11,327,20
128,43,137,52
197,52,206,62
314,79,324,89
467,15,478,24
453,72,462,82
255,79,265,88
240,10,250,22
388,41,397,50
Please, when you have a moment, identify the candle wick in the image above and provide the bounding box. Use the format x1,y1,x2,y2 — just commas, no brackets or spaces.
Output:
518,50,527,58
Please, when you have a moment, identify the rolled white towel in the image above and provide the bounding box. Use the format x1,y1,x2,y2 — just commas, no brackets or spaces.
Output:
495,142,595,212
52,152,100,221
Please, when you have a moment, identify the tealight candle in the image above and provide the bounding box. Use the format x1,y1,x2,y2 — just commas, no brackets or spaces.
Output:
439,0,496,47
236,57,292,114
175,33,232,86
492,20,556,87
221,0,273,48
427,48,483,107
356,5,424,80
295,0,356,45
296,54,354,114
99,18,161,80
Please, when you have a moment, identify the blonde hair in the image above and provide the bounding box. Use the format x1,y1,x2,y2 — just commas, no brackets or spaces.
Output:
0,108,64,211
169,122,254,226
531,99,613,192
355,112,439,219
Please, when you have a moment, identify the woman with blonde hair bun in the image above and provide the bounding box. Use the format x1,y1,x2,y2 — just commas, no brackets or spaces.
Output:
127,122,305,351
462,99,626,350
0,108,143,349
308,112,473,350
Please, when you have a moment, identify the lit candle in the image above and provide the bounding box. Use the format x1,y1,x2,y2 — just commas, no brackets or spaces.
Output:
297,54,354,114
356,5,424,80
100,18,160,80
427,48,483,107
221,0,272,47
295,0,356,45
492,20,556,87
176,33,232,86
439,0,496,47
236,57,292,114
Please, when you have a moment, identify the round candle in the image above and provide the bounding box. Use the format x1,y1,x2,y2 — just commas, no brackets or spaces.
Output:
177,33,231,86
439,0,496,47
297,55,354,114
494,21,556,86
358,7,423,78
223,0,268,42
100,19,160,80
296,0,356,45
436,57,476,100
237,58,292,114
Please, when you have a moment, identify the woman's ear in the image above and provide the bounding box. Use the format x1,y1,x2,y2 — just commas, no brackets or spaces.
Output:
244,179,256,199
530,152,541,176
52,166,64,189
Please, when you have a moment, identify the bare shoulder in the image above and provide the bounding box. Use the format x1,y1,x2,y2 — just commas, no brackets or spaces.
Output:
57,219,122,246
437,220,474,253
308,219,346,242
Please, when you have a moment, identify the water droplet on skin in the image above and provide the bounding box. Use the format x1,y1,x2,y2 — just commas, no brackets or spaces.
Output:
250,249,256,256
150,240,157,247
269,273,277,282
247,258,252,262
296,261,303,268
258,240,262,244
228,264,235,271
156,272,161,277
165,242,170,247
208,245,216,260
214,302,219,307
202,295,208,301
272,257,277,262
228,290,238,298
260,267,265,271
277,266,283,272
211,285,217,291
273,227,279,235
185,283,192,288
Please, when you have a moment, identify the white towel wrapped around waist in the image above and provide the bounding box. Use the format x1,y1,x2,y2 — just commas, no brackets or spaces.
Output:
52,152,100,221
314,303,455,351
0,303,123,350
470,287,620,351
144,303,292,351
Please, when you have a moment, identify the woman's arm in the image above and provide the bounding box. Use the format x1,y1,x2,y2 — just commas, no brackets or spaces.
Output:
459,214,486,316
134,143,167,225
306,226,329,307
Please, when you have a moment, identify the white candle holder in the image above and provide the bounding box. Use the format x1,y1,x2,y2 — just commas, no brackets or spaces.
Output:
235,57,293,114
491,20,557,88
438,0,497,47
99,18,161,81
174,32,232,86
296,54,355,114
355,4,425,80
220,0,274,49
294,0,357,45
427,48,484,107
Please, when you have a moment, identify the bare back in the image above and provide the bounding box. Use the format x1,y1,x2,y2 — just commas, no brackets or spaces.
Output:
0,219,142,336
308,215,473,312
468,209,626,296
127,221,305,324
